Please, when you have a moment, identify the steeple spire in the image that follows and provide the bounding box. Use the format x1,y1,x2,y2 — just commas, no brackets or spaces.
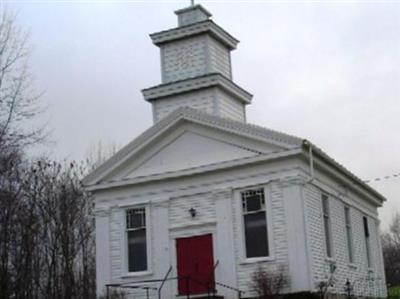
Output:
142,5,252,123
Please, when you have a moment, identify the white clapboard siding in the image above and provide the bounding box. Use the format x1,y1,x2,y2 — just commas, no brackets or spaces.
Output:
108,206,162,299
110,209,123,280
160,35,232,84
231,182,290,296
161,35,207,83
208,37,231,78
153,89,215,122
169,192,216,227
153,88,246,123
304,183,386,298
216,89,246,122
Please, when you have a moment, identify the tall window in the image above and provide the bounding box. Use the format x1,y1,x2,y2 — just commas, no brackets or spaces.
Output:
126,208,147,272
344,206,354,263
363,216,372,268
241,188,269,258
322,194,333,258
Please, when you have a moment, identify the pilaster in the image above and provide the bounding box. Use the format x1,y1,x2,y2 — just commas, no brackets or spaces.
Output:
282,184,313,292
213,188,238,295
94,207,111,295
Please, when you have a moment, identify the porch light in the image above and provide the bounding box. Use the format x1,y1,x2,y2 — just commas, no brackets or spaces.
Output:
189,207,197,218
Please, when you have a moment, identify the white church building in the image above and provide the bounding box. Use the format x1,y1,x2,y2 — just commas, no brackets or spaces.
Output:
83,4,387,299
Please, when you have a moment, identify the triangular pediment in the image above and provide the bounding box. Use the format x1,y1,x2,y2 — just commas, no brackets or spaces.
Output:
123,131,258,179
106,121,285,182
83,108,302,187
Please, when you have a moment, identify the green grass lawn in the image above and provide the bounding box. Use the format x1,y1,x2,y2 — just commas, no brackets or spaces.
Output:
389,286,400,298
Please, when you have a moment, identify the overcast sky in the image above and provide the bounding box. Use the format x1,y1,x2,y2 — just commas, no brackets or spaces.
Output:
6,0,400,228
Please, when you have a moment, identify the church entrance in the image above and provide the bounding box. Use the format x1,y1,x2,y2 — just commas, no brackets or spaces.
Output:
176,234,215,295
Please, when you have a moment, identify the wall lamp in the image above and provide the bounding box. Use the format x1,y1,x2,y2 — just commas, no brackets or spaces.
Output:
189,207,197,218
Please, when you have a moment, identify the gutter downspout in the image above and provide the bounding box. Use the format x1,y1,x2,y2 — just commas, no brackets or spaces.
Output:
302,140,316,290
304,140,314,183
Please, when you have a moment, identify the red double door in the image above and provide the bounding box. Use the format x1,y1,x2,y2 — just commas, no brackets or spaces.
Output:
176,234,215,295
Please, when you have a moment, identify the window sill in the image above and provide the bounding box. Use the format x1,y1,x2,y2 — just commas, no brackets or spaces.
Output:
325,257,336,264
121,271,153,279
348,263,357,269
240,256,275,265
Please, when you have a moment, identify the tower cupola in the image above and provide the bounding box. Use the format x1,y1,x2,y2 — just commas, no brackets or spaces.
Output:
175,5,212,27
142,4,252,123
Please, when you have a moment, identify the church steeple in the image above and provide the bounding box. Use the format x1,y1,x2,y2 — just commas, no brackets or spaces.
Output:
142,4,252,123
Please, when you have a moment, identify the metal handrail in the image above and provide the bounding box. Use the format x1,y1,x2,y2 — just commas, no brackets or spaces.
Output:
158,265,173,299
207,260,219,298
105,264,245,299
106,283,157,299
215,281,244,299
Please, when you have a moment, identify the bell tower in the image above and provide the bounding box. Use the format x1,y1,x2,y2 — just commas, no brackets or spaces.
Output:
142,4,252,123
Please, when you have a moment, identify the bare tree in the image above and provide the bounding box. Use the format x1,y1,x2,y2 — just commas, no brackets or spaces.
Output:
382,212,400,288
0,9,47,299
0,9,96,299
0,157,96,299
22,159,96,299
85,140,120,171
0,149,25,299
0,9,44,152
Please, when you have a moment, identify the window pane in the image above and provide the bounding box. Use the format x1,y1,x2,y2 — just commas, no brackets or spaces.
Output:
344,207,351,225
346,226,353,263
363,216,371,267
324,216,332,258
321,195,332,258
246,195,262,212
126,208,146,229
363,216,369,237
322,195,329,215
242,189,264,212
128,229,147,272
345,207,353,263
244,211,269,258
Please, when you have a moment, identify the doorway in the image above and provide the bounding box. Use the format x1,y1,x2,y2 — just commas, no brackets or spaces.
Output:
176,234,215,295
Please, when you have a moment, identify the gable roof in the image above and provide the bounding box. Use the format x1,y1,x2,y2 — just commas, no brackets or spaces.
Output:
83,107,302,186
82,107,386,204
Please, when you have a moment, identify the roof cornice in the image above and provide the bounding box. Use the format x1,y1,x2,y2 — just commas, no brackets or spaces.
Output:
150,20,239,49
85,148,302,191
82,107,301,186
302,140,386,204
142,73,253,104
84,106,386,206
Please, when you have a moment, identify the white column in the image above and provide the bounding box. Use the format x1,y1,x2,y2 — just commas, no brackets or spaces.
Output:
95,208,111,297
283,183,312,292
152,199,172,299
